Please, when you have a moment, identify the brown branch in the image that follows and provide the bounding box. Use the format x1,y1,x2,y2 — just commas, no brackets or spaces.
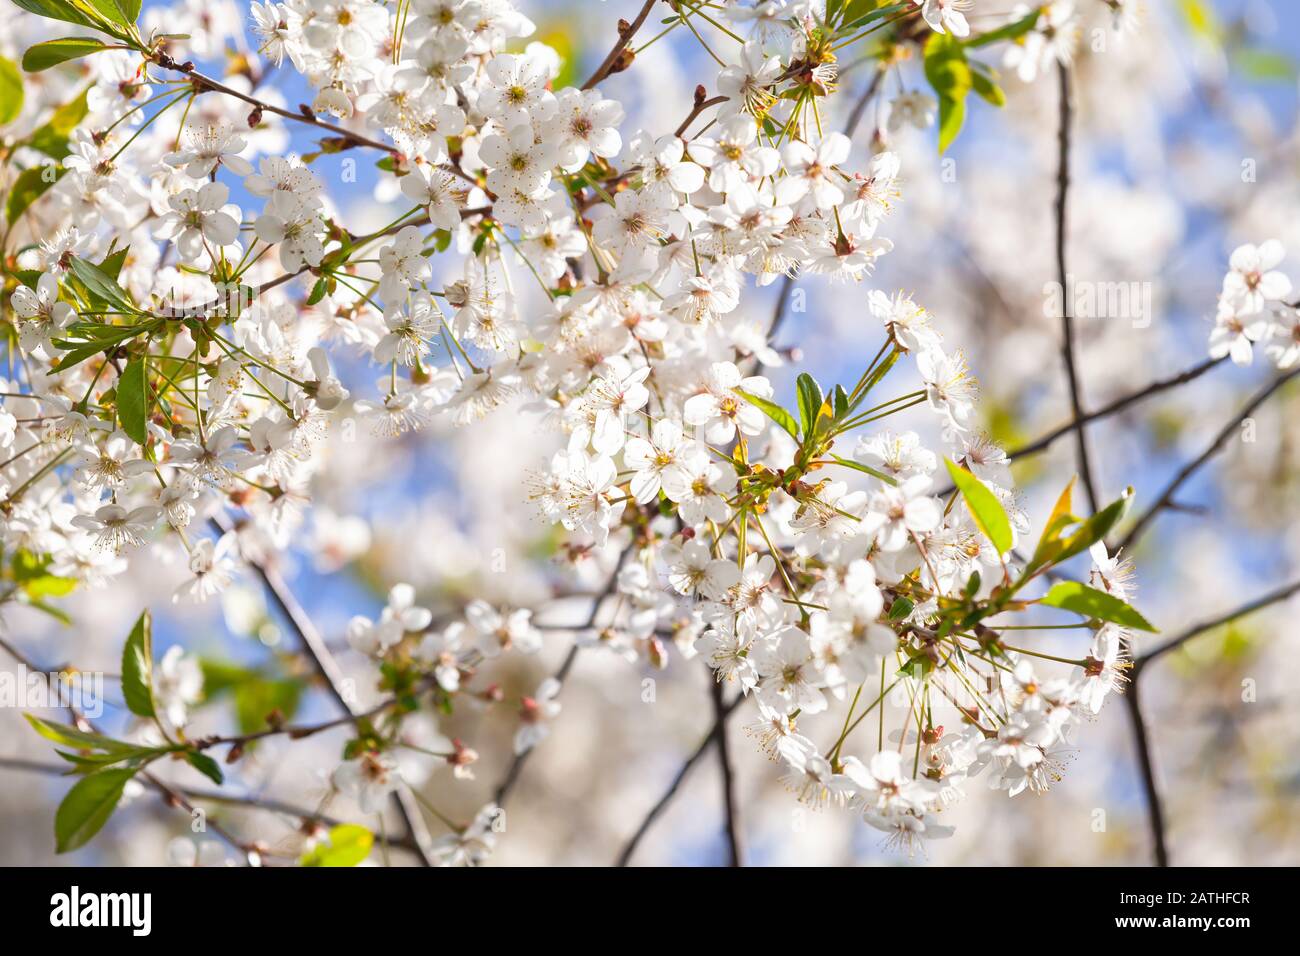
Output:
215,518,438,866
581,0,661,90
152,53,398,154
1006,357,1226,463
0,757,423,856
491,547,632,807
0,639,264,862
1116,365,1300,552
615,690,745,866
1134,577,1300,672
674,92,729,137
1053,62,1101,515
1123,677,1170,866
710,680,743,866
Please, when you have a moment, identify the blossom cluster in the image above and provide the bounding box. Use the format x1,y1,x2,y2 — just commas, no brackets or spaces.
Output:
1207,240,1300,369
1,0,1153,864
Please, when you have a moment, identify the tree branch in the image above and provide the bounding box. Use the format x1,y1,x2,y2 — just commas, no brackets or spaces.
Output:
491,546,632,808
1053,62,1101,514
1135,577,1300,672
0,757,424,856
1123,677,1170,867
218,519,438,866
581,0,661,90
1006,357,1226,463
615,690,744,866
1117,365,1300,552
710,680,742,866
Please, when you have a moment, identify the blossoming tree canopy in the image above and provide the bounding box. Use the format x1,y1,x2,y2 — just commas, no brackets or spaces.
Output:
0,0,1183,865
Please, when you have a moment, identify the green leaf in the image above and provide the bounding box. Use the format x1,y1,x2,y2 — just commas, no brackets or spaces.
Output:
50,339,110,371
1039,581,1156,632
734,388,799,442
832,384,850,420
0,56,22,125
969,65,1006,107
830,454,898,485
965,9,1041,48
924,33,972,154
22,573,77,599
944,458,1012,555
55,767,137,852
120,609,155,719
795,373,824,439
83,0,136,29
306,276,328,305
98,246,128,281
184,751,223,785
10,0,100,29
116,356,148,446
1233,48,1296,82
200,658,303,735
5,163,63,224
22,36,109,71
25,714,135,754
68,255,136,313
300,824,374,867
1029,485,1133,574
28,85,90,158
887,596,914,621
836,1,906,34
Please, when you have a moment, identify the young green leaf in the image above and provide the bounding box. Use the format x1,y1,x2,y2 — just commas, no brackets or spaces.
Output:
795,373,824,438
300,824,374,867
0,56,22,125
184,751,224,786
5,163,65,225
964,8,1041,49
21,37,109,71
887,596,914,621
944,458,1012,555
1029,486,1133,574
55,766,138,853
832,384,850,420
26,714,136,754
120,609,156,719
1039,581,1156,632
10,0,100,29
923,34,972,154
968,65,1006,107
68,255,136,313
27,86,90,159
734,388,799,441
116,356,149,446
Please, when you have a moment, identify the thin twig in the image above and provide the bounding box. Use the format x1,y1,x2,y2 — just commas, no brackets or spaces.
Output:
0,757,423,855
581,0,660,90
217,519,438,866
710,680,743,866
1117,366,1300,552
1053,62,1101,514
1123,679,1170,866
491,547,632,807
615,691,744,866
1007,357,1226,463
1134,578,1300,671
